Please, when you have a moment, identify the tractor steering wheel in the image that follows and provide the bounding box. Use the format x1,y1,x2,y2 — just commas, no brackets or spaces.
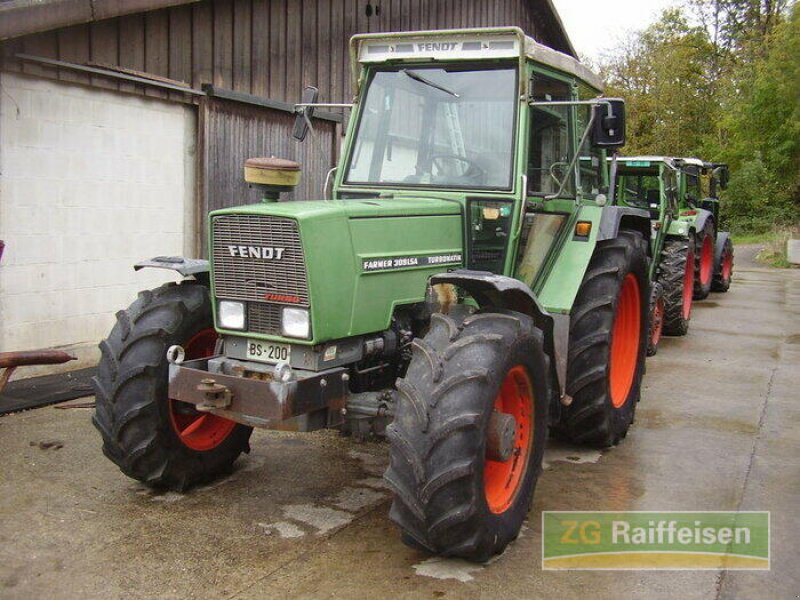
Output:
430,154,486,184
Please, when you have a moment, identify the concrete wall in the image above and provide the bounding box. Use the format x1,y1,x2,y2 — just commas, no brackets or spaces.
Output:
0,72,196,376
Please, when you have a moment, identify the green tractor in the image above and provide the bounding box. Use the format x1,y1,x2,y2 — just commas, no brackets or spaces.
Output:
613,156,696,352
93,28,652,562
673,158,734,299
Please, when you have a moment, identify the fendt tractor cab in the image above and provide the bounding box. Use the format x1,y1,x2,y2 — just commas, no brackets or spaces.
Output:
94,28,653,562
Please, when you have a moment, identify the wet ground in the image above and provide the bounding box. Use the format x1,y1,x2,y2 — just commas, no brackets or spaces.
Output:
1,251,798,599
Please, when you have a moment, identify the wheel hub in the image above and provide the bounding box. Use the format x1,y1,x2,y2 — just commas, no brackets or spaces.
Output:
487,410,517,463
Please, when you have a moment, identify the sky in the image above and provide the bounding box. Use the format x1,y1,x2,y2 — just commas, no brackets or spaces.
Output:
551,0,677,61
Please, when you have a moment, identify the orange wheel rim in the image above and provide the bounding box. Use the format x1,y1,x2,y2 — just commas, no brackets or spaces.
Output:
700,236,713,285
168,328,236,451
683,247,695,320
484,365,534,514
651,296,664,348
609,274,641,408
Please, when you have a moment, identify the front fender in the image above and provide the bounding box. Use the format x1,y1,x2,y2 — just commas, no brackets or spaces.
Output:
430,270,563,409
134,256,210,282
598,206,652,248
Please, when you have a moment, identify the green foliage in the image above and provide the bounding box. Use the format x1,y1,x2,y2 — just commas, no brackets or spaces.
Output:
602,9,719,157
720,4,799,232
601,0,799,233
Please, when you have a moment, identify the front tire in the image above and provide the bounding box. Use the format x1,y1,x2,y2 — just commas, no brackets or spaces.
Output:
92,282,252,491
694,221,715,300
712,237,734,292
661,238,695,336
557,231,649,448
647,281,665,357
386,311,550,562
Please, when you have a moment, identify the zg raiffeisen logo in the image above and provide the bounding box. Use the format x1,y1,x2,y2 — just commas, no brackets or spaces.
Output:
542,511,770,570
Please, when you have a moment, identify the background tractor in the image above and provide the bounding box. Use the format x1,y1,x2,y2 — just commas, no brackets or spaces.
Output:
674,158,735,298
93,28,652,562
613,157,696,350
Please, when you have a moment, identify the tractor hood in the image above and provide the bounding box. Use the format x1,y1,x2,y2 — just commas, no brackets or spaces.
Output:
209,198,464,344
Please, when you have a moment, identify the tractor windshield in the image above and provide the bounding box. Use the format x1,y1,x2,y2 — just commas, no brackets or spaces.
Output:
344,66,518,190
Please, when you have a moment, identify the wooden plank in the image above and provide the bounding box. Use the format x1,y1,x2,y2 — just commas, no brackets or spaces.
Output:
191,1,213,87
268,0,286,100
401,0,411,30
57,24,90,84
89,19,119,90
285,0,302,101
145,9,169,97
316,0,331,101
330,0,344,104
169,5,193,86
251,0,270,98
213,0,234,89
232,0,252,93
301,0,316,89
118,13,145,94
408,0,423,31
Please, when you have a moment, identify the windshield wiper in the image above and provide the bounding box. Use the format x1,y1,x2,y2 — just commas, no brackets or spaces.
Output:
401,69,459,98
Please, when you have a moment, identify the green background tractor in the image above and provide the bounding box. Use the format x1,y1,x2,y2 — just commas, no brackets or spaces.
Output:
93,28,652,562
674,158,735,298
613,157,696,351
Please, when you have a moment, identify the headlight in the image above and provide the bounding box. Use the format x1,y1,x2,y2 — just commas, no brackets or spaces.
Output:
282,307,310,339
219,301,245,330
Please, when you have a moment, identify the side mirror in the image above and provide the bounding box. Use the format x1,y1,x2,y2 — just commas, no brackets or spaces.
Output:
713,165,729,190
292,86,319,141
591,98,626,148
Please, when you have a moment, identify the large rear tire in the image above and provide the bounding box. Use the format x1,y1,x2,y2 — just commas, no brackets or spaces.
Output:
693,221,715,300
92,282,252,491
386,311,550,562
661,238,695,336
712,237,734,292
557,231,649,448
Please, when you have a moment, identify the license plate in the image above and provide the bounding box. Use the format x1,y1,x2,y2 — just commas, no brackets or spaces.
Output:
246,340,291,364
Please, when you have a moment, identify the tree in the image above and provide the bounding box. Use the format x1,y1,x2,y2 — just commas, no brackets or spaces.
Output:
601,9,719,157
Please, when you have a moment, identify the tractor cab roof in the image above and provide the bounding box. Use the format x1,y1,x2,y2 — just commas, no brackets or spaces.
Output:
349,27,604,93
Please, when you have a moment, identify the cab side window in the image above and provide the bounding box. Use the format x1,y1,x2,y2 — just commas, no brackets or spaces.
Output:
527,75,574,197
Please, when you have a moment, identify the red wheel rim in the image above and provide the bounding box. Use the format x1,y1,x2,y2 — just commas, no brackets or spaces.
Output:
700,236,713,286
683,247,695,320
168,328,236,451
609,274,641,409
722,249,733,281
484,365,533,514
651,296,665,349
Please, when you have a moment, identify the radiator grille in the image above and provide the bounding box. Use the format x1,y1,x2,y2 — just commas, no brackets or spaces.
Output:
247,302,283,335
212,214,309,336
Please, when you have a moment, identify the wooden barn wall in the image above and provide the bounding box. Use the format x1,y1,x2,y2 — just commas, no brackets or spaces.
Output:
2,0,557,106
199,97,338,250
